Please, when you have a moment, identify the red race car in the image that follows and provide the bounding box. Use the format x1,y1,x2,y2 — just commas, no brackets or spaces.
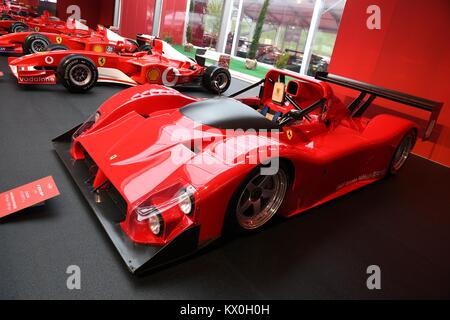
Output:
53,70,442,274
0,10,65,34
0,24,138,55
8,36,231,93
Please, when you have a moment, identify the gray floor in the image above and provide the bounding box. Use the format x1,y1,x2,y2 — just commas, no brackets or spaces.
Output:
1,56,450,299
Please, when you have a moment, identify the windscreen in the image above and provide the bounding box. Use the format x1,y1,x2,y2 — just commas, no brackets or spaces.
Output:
106,28,126,42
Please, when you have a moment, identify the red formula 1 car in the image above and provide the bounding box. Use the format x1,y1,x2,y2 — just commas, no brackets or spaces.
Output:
0,24,139,55
0,10,64,34
8,36,231,93
53,70,442,274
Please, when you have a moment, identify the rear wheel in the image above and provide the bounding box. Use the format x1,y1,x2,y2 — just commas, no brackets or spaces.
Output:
389,130,416,174
45,44,69,51
22,33,50,54
57,54,98,93
9,21,29,33
202,65,231,94
225,163,289,233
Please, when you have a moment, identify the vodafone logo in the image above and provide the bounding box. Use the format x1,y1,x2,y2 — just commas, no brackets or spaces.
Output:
45,56,54,64
162,67,179,86
19,76,56,83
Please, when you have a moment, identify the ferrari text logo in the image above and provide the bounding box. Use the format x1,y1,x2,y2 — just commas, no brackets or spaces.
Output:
109,154,117,160
56,36,63,44
286,129,293,140
98,57,106,67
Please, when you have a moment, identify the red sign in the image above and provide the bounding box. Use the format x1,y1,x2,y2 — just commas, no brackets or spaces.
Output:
0,176,60,219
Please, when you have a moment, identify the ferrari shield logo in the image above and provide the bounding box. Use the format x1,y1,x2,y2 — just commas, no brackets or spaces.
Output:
286,129,293,140
98,57,106,67
56,36,62,44
34,26,39,32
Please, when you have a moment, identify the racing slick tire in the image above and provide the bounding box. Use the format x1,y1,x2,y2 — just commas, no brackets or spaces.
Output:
22,33,50,54
46,44,69,51
202,65,231,94
137,44,152,53
224,161,290,234
57,54,98,93
8,21,29,33
1,14,13,20
388,130,416,175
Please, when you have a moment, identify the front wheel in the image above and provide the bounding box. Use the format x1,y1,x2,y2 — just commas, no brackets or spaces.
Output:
57,54,98,93
389,130,416,175
225,164,289,233
22,33,50,54
202,65,231,94
9,21,29,33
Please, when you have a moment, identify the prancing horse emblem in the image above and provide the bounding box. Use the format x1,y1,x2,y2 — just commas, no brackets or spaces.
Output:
98,57,106,67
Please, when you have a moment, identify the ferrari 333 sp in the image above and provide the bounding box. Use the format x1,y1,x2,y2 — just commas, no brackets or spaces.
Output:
52,69,442,273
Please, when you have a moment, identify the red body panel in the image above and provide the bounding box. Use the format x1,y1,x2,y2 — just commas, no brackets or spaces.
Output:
67,70,418,247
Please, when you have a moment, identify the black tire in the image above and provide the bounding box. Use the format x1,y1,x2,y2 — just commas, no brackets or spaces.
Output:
202,65,231,94
0,14,13,20
388,130,416,175
224,161,289,234
137,44,152,53
8,21,29,33
46,44,69,51
22,33,50,54
56,54,98,93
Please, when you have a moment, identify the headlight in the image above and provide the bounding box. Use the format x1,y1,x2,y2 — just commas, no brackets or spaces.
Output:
177,186,194,215
148,214,163,235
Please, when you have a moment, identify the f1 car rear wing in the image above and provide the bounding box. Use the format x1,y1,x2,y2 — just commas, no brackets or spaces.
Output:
315,72,443,140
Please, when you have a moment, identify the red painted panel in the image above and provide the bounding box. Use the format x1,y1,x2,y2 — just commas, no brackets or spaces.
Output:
159,0,188,44
119,0,155,38
329,0,450,166
56,0,114,28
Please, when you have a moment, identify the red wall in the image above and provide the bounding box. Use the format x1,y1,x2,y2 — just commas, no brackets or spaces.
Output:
119,0,155,38
56,0,115,28
159,0,187,44
329,0,450,166
119,0,187,44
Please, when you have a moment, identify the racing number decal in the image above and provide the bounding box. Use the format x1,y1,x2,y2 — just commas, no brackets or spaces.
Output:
56,36,62,44
98,57,106,67
286,129,294,140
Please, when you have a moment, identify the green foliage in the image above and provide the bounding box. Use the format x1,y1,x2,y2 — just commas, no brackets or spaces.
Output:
275,51,290,69
248,0,270,59
206,0,223,37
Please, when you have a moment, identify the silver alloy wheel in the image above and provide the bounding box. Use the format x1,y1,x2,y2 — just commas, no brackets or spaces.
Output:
69,64,92,86
236,170,288,230
392,134,414,171
213,72,228,90
31,39,47,53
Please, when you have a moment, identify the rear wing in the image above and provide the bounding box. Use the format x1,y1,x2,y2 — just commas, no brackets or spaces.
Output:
315,72,443,140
